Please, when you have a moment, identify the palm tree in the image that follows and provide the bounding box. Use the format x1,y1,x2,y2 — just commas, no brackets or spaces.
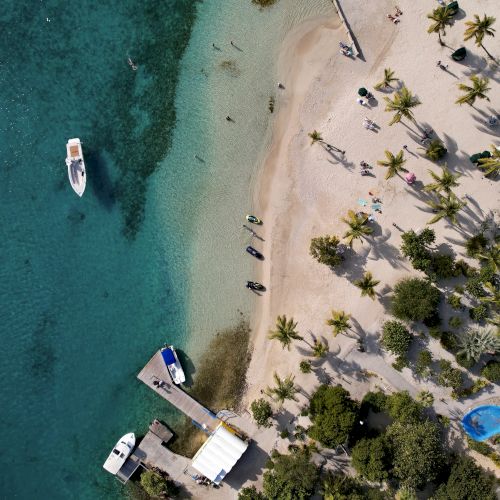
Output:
458,327,500,362
480,282,500,308
268,315,302,350
265,372,299,406
426,193,466,225
384,86,421,125
456,75,490,106
478,145,500,178
341,210,374,246
416,390,434,408
354,271,380,300
326,309,352,337
374,67,398,90
308,130,323,145
377,149,407,179
421,139,447,161
427,6,454,45
464,14,496,60
423,165,461,195
312,339,329,358
477,244,500,272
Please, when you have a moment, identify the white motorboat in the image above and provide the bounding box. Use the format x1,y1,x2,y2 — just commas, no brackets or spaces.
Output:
102,433,135,475
160,345,186,385
65,138,86,197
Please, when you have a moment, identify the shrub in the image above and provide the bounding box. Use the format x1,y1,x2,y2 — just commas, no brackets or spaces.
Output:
437,360,463,389
387,420,445,489
481,361,500,382
465,276,486,298
424,139,447,161
352,436,391,482
392,278,441,322
251,398,273,428
440,331,458,352
310,235,345,268
361,391,388,413
447,294,463,310
416,349,433,376
308,385,359,447
448,316,462,329
455,379,490,398
431,253,459,279
280,429,290,439
433,455,496,500
238,486,266,500
381,320,412,357
299,360,312,374
423,311,442,327
263,449,318,500
140,470,179,498
469,304,488,323
385,391,424,424
400,229,435,272
465,233,488,257
429,326,442,339
392,357,409,371
455,352,475,369
454,284,465,294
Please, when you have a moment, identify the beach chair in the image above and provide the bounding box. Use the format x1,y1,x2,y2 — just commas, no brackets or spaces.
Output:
451,47,466,61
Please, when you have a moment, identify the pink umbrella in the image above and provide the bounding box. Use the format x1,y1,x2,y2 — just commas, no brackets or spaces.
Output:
405,172,416,185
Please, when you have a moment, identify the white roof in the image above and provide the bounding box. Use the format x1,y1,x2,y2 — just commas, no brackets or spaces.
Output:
191,424,248,484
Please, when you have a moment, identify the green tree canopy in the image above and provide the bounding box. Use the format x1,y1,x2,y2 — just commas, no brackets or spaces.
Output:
250,398,273,428
265,372,299,406
458,327,500,362
268,315,302,350
387,420,445,489
392,277,441,322
383,86,421,125
374,67,398,90
140,470,178,498
433,455,496,500
310,235,345,268
351,435,392,482
385,391,424,424
377,149,407,179
308,385,359,448
464,14,496,60
263,449,319,500
326,309,352,337
424,165,460,194
481,360,500,382
354,271,380,300
427,6,454,45
400,228,435,272
456,75,490,106
381,320,412,357
238,485,266,500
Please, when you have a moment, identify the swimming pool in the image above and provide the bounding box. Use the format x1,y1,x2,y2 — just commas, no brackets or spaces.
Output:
462,405,500,441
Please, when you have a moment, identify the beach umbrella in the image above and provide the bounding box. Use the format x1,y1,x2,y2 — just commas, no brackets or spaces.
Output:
405,172,416,185
358,87,368,97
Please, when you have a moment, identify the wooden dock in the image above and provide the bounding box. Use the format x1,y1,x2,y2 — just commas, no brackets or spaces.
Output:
137,350,220,433
117,420,189,484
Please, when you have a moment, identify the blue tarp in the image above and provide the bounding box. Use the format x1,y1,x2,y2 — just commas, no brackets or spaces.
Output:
161,347,176,366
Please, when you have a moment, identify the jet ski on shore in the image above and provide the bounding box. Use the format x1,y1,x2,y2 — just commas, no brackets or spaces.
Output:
246,281,266,291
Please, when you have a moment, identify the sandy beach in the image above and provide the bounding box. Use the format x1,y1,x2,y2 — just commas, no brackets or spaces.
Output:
244,0,499,477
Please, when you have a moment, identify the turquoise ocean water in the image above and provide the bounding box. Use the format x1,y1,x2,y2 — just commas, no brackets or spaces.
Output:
0,1,331,498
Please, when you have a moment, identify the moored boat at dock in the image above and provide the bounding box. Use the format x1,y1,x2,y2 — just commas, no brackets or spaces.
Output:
102,433,135,475
160,345,186,385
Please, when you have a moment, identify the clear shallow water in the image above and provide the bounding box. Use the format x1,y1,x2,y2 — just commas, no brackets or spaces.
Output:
0,0,331,498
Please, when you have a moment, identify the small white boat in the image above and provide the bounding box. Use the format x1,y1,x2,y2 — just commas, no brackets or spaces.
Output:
103,433,135,475
160,345,186,385
65,138,86,197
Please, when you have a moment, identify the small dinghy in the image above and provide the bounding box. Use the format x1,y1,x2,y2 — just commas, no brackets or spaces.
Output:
246,214,262,224
246,246,264,260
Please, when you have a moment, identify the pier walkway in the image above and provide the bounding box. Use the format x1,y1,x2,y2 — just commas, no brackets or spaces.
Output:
137,350,220,433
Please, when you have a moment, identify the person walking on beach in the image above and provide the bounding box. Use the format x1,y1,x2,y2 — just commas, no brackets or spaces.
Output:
357,98,366,106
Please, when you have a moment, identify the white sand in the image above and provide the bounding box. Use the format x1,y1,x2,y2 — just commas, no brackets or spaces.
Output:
243,0,500,479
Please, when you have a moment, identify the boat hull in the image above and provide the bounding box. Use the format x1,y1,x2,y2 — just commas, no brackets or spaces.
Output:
103,432,135,475
65,138,86,197
161,345,186,385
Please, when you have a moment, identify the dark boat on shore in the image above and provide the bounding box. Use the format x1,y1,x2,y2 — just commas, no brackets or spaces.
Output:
246,246,264,260
246,281,265,291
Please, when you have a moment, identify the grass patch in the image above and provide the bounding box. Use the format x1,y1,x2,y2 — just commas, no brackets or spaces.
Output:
169,319,251,457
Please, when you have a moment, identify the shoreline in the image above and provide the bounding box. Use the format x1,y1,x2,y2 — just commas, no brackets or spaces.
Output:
243,0,500,479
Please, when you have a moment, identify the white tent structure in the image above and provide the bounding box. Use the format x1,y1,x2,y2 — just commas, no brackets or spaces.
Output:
191,423,249,484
